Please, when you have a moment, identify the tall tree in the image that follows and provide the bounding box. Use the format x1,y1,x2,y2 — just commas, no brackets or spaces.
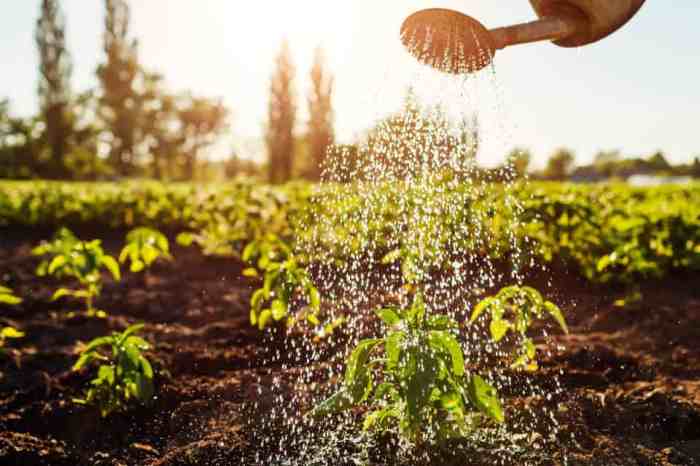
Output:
506,147,531,178
177,94,228,180
544,148,575,180
266,40,296,184
36,0,73,178
98,0,142,177
306,46,334,180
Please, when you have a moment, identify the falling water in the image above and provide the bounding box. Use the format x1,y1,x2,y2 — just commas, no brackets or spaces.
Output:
245,23,569,466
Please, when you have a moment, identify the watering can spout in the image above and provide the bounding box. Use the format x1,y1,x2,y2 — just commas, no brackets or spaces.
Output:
401,0,646,74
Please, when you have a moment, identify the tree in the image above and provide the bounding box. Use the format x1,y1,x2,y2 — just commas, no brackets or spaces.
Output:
544,148,575,180
506,148,531,178
36,0,73,178
177,94,228,180
593,149,621,177
98,0,142,177
266,40,297,184
306,46,334,181
138,72,180,180
0,100,42,178
647,150,671,173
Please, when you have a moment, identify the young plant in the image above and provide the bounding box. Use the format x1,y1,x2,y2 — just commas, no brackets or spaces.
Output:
243,234,325,331
313,292,503,444
47,239,121,317
72,324,154,417
0,285,22,306
119,227,171,273
0,286,24,352
470,286,568,371
31,227,79,278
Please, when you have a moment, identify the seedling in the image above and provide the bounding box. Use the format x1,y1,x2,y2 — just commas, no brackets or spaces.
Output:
243,234,325,331
47,239,121,317
0,285,24,353
73,324,154,417
120,227,171,273
470,286,568,371
32,227,80,278
314,291,503,444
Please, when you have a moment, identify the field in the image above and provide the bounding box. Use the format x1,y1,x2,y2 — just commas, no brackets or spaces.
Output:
1,180,700,465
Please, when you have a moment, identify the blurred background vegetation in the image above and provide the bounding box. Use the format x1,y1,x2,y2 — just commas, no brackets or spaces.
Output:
1,0,699,184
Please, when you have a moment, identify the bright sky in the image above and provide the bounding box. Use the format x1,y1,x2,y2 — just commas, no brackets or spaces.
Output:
1,1,699,167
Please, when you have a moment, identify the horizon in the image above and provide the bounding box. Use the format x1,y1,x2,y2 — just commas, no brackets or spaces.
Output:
1,1,699,168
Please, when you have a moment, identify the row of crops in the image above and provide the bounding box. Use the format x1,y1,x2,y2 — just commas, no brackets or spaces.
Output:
2,179,699,286
1,179,699,446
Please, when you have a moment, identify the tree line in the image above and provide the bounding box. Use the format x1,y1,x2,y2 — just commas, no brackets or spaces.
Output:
0,0,335,182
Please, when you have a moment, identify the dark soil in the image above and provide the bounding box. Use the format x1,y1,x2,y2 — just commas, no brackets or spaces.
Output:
1,227,699,465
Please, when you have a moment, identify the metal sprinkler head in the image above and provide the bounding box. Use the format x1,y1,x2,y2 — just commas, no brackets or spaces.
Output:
401,0,646,75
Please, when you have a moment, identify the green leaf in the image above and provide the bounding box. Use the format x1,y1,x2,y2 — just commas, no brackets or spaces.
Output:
385,331,405,370
489,318,511,342
130,260,145,273
48,255,67,274
118,245,133,264
308,286,321,311
120,324,145,343
258,309,272,330
430,331,465,377
242,268,259,278
440,391,462,413
544,301,569,334
470,297,496,323
250,288,266,312
407,292,426,325
81,335,114,354
101,255,121,281
310,388,354,417
375,307,401,326
0,292,22,305
176,232,194,247
1,327,24,339
51,288,74,301
271,299,287,321
242,242,258,262
344,339,380,388
468,375,504,423
381,249,402,265
426,315,456,330
306,313,320,326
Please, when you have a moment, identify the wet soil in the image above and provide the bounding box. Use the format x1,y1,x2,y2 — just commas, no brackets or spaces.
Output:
0,227,699,465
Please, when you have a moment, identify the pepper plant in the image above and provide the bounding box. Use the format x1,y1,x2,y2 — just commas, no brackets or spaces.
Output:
73,324,154,417
46,239,121,317
243,234,327,331
119,227,171,273
470,285,568,371
32,227,79,278
314,291,504,443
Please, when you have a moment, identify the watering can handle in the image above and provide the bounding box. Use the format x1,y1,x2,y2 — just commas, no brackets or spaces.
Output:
528,0,646,47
